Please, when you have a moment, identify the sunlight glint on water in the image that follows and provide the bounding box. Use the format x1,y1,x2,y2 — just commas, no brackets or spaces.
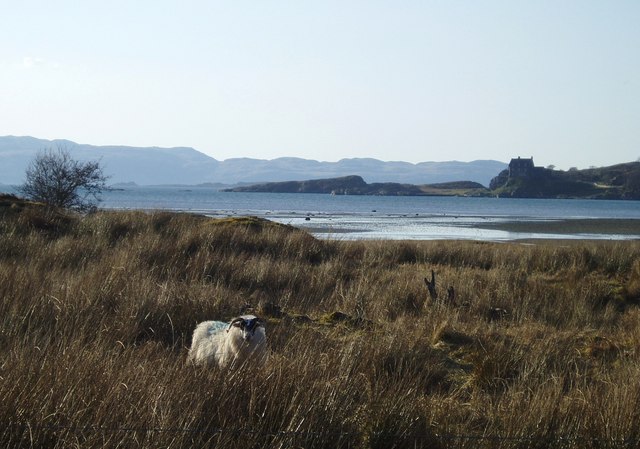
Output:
98,187,640,241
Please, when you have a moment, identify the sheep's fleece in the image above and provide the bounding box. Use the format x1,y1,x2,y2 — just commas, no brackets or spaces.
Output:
188,315,267,368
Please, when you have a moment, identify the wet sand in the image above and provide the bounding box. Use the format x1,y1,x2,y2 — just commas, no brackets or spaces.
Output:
294,216,640,241
474,218,640,236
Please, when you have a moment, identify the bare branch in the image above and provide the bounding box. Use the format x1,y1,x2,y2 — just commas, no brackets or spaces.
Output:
18,147,109,211
424,270,437,300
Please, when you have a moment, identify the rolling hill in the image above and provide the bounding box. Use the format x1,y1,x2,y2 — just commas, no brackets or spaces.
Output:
0,136,506,187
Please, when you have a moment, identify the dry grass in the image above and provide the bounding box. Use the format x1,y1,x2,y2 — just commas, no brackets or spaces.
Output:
2,199,640,448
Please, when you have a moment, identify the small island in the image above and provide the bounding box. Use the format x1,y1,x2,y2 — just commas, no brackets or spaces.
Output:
224,158,640,200
223,175,488,197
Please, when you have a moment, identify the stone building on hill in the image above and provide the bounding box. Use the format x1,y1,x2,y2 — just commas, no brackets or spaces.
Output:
509,157,535,178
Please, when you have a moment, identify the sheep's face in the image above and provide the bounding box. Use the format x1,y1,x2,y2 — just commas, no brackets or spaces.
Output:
228,315,265,343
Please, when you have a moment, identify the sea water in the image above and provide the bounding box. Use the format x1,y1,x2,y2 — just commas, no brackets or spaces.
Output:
3,185,640,241
100,186,640,241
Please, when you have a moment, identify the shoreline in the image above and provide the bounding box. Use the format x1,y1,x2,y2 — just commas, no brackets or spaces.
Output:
294,216,640,241
474,218,640,236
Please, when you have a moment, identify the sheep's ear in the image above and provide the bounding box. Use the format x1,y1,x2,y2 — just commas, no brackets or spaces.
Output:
228,317,243,330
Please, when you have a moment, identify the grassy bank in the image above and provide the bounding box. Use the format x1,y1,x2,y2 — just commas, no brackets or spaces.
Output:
2,196,640,448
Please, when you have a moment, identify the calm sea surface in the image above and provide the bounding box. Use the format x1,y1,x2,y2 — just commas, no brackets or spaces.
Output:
101,186,640,241
3,185,640,241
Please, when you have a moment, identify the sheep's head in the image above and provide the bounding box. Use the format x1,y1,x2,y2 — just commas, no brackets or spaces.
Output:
227,315,265,343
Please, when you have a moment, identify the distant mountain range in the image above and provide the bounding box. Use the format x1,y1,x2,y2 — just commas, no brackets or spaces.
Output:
0,136,507,187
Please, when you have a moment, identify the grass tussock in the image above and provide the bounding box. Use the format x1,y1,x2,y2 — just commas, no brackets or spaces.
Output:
2,199,640,448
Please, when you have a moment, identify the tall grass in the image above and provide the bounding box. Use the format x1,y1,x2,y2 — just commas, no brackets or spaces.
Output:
2,202,640,448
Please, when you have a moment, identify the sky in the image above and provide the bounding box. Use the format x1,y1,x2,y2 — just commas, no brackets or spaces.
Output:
1,1,639,170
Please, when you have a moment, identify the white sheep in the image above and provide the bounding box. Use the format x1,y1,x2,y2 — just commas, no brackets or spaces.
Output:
188,315,267,368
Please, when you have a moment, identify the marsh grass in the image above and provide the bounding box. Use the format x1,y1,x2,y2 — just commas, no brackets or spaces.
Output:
2,199,640,448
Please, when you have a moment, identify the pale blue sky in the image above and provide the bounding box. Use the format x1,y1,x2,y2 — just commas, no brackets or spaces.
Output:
1,1,638,169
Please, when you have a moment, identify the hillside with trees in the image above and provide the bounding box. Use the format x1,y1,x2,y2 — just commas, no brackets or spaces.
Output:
490,161,640,200
225,161,640,200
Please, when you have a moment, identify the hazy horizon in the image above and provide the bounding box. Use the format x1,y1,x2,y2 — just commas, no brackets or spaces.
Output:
2,1,639,170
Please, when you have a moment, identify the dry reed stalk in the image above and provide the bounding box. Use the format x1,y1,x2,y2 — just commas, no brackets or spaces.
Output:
1,204,640,448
